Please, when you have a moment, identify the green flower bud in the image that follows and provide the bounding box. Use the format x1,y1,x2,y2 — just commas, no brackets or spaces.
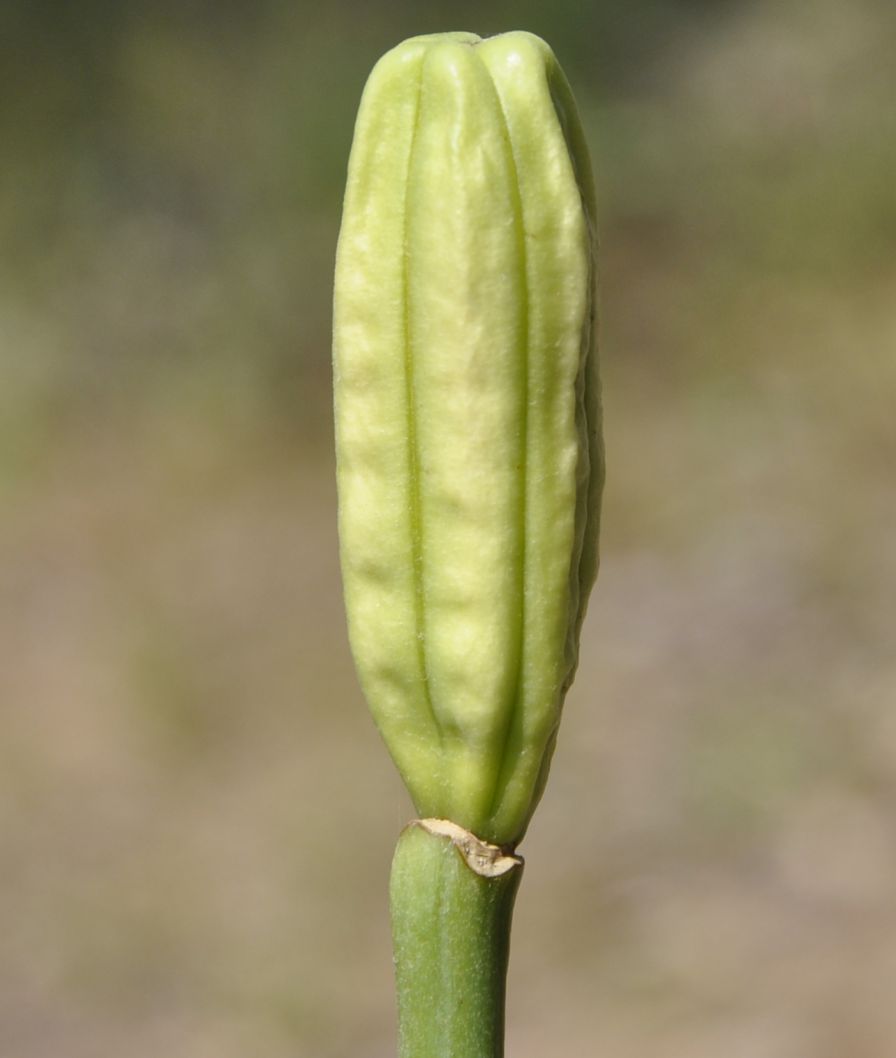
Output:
333,31,603,846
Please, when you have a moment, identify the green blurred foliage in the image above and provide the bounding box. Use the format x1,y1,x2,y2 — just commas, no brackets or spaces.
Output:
2,1,895,1056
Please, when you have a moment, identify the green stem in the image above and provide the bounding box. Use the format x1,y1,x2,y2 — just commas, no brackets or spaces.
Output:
389,819,524,1058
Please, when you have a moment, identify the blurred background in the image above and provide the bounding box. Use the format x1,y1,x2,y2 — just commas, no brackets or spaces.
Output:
2,0,895,1055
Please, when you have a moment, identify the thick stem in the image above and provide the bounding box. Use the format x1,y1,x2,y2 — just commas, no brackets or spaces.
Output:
389,819,524,1058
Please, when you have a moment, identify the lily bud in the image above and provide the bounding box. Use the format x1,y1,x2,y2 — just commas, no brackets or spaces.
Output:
333,31,603,846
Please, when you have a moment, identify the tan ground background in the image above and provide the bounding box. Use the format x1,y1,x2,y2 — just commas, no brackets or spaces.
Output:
2,0,895,1054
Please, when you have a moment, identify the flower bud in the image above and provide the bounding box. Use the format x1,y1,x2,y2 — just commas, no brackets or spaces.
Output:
333,31,603,846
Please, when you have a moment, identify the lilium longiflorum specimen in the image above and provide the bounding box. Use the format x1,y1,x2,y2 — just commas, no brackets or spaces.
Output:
333,31,603,1057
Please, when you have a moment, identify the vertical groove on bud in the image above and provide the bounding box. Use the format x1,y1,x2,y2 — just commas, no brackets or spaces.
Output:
485,91,530,823
401,66,442,750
